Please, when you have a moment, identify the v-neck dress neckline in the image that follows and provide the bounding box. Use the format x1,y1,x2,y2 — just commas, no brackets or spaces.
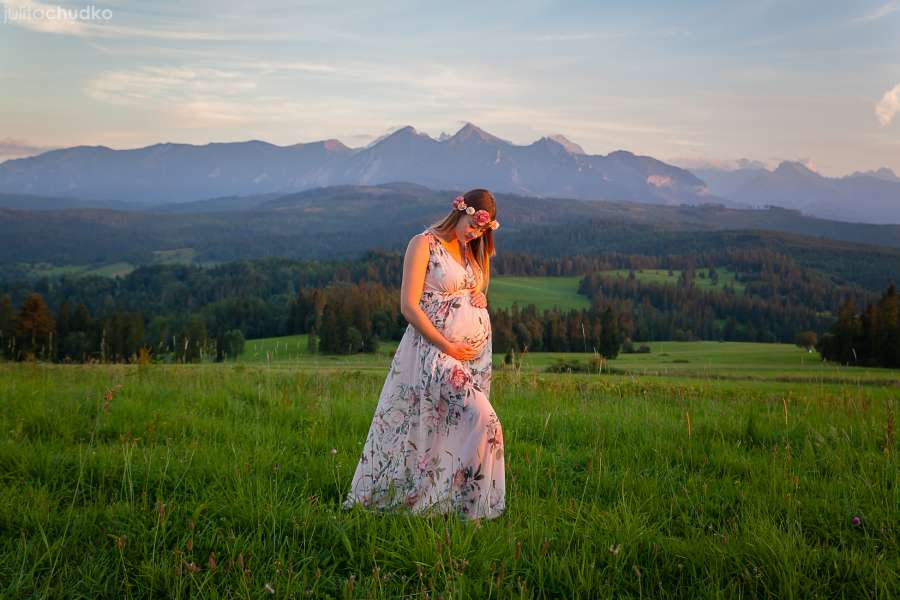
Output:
428,229,470,274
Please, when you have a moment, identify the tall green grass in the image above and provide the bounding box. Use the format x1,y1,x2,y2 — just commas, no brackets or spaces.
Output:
0,362,896,597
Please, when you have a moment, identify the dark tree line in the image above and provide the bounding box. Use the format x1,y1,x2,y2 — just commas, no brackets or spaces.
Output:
576,248,874,344
0,292,247,363
578,275,827,343
0,245,886,363
287,282,405,354
490,303,626,358
818,284,899,368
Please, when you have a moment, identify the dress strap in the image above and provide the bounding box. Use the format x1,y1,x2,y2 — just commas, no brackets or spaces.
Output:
422,229,439,255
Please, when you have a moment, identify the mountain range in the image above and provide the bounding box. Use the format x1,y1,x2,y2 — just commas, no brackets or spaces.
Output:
3,122,899,224
2,182,900,292
0,123,713,207
686,161,900,224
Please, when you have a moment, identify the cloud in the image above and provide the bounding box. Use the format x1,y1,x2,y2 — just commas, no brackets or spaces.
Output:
0,137,57,161
876,84,900,126
84,58,529,131
519,32,603,42
668,157,771,172
851,1,900,24
797,157,819,173
86,66,266,126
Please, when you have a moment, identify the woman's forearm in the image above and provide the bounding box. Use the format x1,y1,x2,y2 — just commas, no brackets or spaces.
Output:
402,304,450,353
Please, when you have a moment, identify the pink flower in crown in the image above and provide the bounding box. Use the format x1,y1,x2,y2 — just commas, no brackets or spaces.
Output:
449,364,468,390
473,209,492,227
452,195,467,210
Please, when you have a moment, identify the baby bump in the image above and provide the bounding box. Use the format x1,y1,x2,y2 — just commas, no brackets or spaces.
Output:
440,297,491,354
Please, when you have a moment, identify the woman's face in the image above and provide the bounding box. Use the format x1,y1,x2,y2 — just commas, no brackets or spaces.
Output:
455,213,491,244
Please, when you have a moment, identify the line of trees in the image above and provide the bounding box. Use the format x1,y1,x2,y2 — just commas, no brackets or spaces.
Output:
490,303,626,357
0,247,888,364
0,293,245,363
578,275,828,343
287,282,405,354
817,284,899,368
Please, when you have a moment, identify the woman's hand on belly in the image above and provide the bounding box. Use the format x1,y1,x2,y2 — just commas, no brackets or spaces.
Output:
444,340,479,361
470,291,487,309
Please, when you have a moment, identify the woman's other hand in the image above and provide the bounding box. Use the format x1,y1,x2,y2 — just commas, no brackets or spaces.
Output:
471,291,487,309
444,340,479,361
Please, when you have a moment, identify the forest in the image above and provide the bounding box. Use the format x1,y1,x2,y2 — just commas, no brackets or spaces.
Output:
817,285,900,368
0,247,895,366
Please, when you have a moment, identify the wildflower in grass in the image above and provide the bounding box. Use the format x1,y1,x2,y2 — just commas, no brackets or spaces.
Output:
264,583,275,594
852,516,861,526
102,384,123,413
330,447,337,456
609,544,621,555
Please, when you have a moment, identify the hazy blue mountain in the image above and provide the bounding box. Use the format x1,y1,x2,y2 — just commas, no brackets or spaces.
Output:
4,182,900,272
846,167,900,183
0,192,152,211
0,123,715,207
0,139,354,204
687,161,900,224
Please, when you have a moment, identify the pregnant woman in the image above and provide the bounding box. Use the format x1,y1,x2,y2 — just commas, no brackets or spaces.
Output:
343,189,505,520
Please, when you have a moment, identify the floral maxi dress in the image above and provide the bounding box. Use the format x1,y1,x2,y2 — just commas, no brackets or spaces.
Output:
342,229,505,519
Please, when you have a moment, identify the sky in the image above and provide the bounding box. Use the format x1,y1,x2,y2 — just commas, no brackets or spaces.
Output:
1,0,899,177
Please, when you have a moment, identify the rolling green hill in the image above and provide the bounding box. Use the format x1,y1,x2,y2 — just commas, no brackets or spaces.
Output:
487,276,591,311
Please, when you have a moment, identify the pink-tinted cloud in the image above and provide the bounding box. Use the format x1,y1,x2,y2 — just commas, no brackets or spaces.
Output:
0,138,56,161
876,84,900,126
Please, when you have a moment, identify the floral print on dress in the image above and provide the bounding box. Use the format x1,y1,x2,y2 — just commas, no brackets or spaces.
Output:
342,229,505,520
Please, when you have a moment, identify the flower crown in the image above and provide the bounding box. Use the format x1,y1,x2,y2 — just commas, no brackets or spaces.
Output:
453,195,500,231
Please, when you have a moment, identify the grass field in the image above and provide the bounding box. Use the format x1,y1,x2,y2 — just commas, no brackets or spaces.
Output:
487,276,590,311
13,249,202,280
602,268,745,294
1,341,897,597
486,269,742,315
241,336,900,386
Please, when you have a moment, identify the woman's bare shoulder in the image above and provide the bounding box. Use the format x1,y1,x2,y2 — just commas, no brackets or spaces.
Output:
409,230,434,249
405,231,432,258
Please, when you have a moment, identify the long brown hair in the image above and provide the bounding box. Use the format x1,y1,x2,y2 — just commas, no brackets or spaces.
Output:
428,188,497,290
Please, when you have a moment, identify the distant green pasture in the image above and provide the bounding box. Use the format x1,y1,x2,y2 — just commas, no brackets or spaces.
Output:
487,276,590,311
603,267,745,294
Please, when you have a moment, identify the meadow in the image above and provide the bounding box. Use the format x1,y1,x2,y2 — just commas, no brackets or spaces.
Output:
486,277,590,311
600,268,745,294
1,341,897,598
